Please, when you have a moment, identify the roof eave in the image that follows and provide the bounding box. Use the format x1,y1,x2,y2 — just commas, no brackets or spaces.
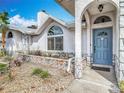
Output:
55,0,75,16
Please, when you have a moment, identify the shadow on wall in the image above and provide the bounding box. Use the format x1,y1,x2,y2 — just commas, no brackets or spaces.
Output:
32,30,46,43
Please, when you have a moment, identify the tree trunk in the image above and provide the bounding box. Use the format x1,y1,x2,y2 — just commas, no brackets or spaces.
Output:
2,31,6,48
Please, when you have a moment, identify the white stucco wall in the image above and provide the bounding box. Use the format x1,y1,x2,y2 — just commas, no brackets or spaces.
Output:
82,28,87,56
6,30,23,55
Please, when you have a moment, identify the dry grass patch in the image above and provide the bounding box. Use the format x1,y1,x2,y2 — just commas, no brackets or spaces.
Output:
0,62,74,93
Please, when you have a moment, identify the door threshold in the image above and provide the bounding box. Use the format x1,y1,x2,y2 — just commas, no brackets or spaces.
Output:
91,64,112,72
92,64,113,68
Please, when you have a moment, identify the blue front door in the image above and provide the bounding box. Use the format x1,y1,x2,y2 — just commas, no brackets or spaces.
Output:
93,27,112,65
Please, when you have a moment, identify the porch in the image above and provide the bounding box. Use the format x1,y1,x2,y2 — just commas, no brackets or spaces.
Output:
73,0,119,79
62,66,119,93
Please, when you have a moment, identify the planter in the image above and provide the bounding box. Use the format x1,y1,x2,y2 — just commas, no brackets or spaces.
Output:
121,91,124,93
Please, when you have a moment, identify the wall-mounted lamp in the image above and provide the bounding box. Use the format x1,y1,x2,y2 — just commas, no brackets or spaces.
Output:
98,4,104,12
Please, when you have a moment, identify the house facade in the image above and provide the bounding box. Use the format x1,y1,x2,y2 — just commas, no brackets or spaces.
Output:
6,12,75,54
56,0,124,81
5,0,124,81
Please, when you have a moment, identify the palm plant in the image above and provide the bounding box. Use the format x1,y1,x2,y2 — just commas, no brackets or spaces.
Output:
0,12,9,48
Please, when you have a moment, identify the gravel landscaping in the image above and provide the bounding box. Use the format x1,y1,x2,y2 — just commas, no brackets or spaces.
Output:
0,62,74,93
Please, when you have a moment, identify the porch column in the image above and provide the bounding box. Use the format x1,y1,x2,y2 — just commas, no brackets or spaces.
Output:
75,13,82,78
85,11,91,62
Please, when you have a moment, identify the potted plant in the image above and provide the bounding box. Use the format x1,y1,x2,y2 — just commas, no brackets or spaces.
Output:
119,81,124,93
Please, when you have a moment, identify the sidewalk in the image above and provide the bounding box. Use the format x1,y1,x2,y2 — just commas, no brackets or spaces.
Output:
62,68,120,93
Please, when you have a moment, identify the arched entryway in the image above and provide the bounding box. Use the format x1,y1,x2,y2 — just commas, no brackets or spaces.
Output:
8,32,13,38
6,31,15,56
75,0,119,78
92,15,113,65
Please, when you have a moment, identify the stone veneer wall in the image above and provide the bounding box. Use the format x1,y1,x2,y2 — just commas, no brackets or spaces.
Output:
119,0,124,81
28,51,75,59
19,54,74,71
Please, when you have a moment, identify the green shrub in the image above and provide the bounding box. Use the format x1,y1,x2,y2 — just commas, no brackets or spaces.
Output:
0,63,6,68
39,70,49,79
32,68,50,79
0,50,6,57
0,63,7,71
0,51,5,57
120,81,124,91
32,68,43,75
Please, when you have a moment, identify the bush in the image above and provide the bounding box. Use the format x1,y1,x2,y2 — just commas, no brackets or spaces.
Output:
120,81,124,91
0,49,6,57
39,70,49,79
0,63,6,68
32,68,43,75
32,68,50,79
0,63,8,75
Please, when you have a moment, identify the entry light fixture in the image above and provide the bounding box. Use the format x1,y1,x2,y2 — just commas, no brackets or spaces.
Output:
98,4,104,12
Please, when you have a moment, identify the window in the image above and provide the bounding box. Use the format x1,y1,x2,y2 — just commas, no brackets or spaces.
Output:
48,26,63,50
97,32,108,36
48,26,63,36
94,16,112,24
8,32,13,38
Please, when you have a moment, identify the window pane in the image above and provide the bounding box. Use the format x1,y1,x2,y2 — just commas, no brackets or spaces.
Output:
48,26,63,36
94,16,111,24
55,36,63,50
48,38,54,50
54,26,63,35
48,27,54,36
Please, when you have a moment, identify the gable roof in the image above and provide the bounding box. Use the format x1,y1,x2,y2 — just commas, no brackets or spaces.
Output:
29,12,68,35
9,25,36,34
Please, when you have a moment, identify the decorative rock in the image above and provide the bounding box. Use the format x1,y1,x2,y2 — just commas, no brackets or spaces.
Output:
51,53,60,58
59,52,66,59
65,53,69,59
68,53,74,58
45,52,51,57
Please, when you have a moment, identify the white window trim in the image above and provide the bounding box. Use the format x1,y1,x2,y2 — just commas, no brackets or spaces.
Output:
47,30,64,51
47,35,63,51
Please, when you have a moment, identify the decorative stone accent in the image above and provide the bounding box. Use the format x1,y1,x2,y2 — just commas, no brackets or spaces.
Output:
59,52,66,59
68,53,75,58
28,51,75,59
51,52,60,58
74,58,83,79
119,0,124,81
19,55,69,71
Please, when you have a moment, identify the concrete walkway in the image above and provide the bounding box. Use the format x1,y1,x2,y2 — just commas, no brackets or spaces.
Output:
62,68,120,93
